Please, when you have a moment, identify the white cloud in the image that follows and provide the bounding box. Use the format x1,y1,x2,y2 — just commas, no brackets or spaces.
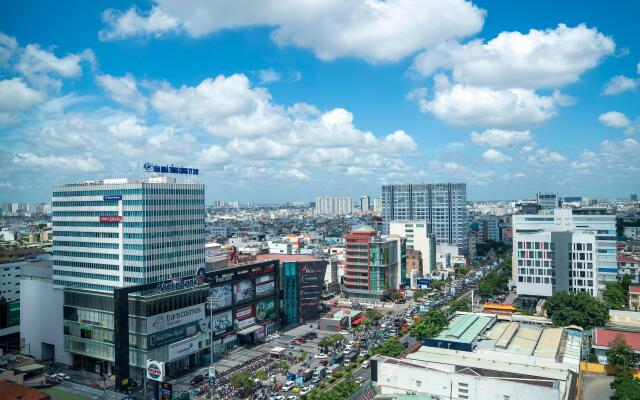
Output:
256,68,281,85
601,138,639,154
96,74,147,114
226,137,295,160
15,44,94,91
470,129,532,148
0,78,44,112
482,148,512,163
406,87,428,101
12,152,104,172
602,75,638,95
528,148,566,164
0,32,18,67
99,6,179,41
422,84,563,128
99,0,485,63
413,24,615,89
599,111,630,128
380,130,418,154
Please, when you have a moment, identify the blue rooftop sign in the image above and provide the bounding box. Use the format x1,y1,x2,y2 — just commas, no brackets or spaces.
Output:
144,162,198,175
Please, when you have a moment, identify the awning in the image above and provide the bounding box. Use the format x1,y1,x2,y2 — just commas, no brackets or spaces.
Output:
237,325,264,335
269,346,286,355
351,316,366,325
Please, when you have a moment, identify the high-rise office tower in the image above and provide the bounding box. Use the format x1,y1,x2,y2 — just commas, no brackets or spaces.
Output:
382,183,467,251
536,192,560,210
52,177,205,292
360,195,371,212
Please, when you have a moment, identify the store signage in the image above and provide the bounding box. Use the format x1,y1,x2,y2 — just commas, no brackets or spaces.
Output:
148,322,198,350
255,281,274,296
255,299,275,322
233,280,254,302
99,216,122,223
168,336,200,361
250,265,275,275
156,267,205,294
215,273,233,283
147,304,205,335
146,360,165,382
234,305,255,330
161,383,173,400
103,195,122,201
210,310,233,335
144,162,199,175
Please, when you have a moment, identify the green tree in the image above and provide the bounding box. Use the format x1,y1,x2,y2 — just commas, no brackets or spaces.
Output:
604,283,627,310
372,337,405,357
449,297,471,313
607,335,640,372
366,309,383,322
430,280,445,291
621,274,633,300
610,371,640,400
255,370,267,380
275,361,290,371
230,371,254,393
411,309,449,341
543,291,609,329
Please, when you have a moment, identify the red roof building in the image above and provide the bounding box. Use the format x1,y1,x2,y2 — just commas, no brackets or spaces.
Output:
593,328,640,351
0,381,50,400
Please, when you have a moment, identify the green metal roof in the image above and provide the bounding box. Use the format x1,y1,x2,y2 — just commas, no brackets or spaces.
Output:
433,313,493,344
15,363,45,372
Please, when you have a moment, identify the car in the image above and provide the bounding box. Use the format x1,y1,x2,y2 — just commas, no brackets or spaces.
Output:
190,375,205,386
292,387,300,393
339,330,350,335
287,397,298,400
347,340,355,346
362,360,370,368
343,349,351,355
356,377,366,385
282,381,296,391
314,353,328,359
311,377,321,384
269,396,285,400
319,359,329,366
299,386,312,395
295,338,306,344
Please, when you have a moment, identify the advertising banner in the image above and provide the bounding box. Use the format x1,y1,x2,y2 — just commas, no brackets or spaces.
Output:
161,383,172,400
298,262,326,321
146,360,165,382
99,215,122,223
417,278,430,287
256,274,274,284
255,299,275,322
234,305,255,330
168,336,200,361
255,281,274,296
210,310,233,335
208,284,232,310
147,303,205,335
233,280,254,303
148,322,198,350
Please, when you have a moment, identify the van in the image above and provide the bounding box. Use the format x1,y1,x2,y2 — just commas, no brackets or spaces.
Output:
283,381,295,391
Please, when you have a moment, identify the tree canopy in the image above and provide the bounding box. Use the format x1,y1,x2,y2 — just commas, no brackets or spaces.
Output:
607,335,640,372
372,337,405,357
230,371,255,393
610,371,640,400
448,297,471,313
410,309,449,341
604,282,627,310
543,291,609,329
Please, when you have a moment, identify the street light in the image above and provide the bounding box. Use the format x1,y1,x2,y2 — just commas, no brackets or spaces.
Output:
206,296,218,385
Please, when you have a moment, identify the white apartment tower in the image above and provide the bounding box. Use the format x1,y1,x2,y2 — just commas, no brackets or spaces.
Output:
52,177,205,292
314,196,353,215
382,183,468,251
360,196,371,212
513,207,617,298
389,220,436,275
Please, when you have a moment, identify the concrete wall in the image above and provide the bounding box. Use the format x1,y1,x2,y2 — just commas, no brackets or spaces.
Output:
20,279,71,364
377,360,562,400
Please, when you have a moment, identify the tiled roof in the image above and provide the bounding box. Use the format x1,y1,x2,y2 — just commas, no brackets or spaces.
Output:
593,328,640,351
629,286,640,295
0,381,50,400
618,256,640,263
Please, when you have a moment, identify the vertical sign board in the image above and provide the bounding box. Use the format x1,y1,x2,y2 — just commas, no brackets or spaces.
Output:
298,262,327,321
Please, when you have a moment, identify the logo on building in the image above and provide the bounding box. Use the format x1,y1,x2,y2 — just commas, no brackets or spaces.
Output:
144,162,199,175
146,360,165,382
196,266,206,282
99,216,122,223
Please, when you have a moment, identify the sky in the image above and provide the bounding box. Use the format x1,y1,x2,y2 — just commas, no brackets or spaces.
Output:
0,0,639,204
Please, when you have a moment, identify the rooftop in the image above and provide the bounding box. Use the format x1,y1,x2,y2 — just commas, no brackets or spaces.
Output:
593,328,640,351
0,381,50,400
256,253,322,263
431,313,493,345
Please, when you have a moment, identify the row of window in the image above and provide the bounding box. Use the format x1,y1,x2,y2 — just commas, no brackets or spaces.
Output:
53,199,202,207
518,276,555,284
54,249,202,262
517,241,553,250
54,241,119,249
53,229,205,239
54,238,202,250
53,269,120,281
53,220,202,228
55,260,119,271
517,250,552,259
53,188,204,197
54,279,116,292
53,209,203,217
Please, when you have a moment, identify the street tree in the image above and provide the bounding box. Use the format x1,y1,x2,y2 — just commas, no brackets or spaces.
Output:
607,335,640,372
543,291,609,329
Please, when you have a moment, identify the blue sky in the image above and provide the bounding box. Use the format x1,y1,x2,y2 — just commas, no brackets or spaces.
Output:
0,0,639,203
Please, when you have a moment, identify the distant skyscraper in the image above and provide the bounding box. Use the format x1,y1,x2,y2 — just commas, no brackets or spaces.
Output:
536,192,560,210
52,176,205,292
632,194,638,202
373,196,383,212
314,196,352,215
382,183,468,251
360,195,371,211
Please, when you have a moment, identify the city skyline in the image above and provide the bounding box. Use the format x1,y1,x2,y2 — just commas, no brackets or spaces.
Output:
1,1,640,203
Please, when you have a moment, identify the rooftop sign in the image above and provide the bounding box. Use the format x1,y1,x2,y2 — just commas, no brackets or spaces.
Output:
144,162,198,175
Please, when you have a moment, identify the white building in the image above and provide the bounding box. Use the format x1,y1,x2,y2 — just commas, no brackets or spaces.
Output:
389,221,436,275
0,259,25,302
314,196,353,215
52,176,205,292
624,226,640,240
536,192,560,210
359,195,370,212
513,208,617,297
382,183,468,251
436,244,465,269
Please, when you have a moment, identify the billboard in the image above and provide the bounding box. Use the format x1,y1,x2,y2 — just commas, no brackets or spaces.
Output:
298,262,326,321
234,305,255,330
417,278,430,287
233,280,254,303
209,310,233,335
168,336,200,361
147,303,205,335
146,360,165,382
256,274,274,284
255,299,275,322
255,281,274,296
208,284,232,310
148,322,198,350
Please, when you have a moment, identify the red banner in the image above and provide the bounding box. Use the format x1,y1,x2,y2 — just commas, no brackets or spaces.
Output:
100,216,122,223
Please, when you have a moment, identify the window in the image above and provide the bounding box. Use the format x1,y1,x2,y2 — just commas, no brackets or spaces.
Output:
416,381,422,388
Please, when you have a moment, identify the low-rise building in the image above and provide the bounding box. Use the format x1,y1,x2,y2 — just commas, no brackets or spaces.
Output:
629,286,640,311
592,328,640,364
618,256,640,284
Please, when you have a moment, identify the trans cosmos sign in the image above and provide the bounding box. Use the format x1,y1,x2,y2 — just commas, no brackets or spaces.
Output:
144,162,199,175
147,304,205,335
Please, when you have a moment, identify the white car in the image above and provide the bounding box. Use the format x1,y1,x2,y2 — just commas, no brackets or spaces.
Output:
287,397,298,400
342,349,351,355
362,360,370,368
299,387,312,395
339,330,349,335
282,381,296,391
314,353,328,359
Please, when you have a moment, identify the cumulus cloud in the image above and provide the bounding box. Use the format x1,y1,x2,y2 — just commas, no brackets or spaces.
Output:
12,152,104,172
99,0,485,63
470,129,532,148
599,111,630,128
0,32,18,67
96,74,147,114
482,149,512,164
15,44,95,91
527,148,566,164
422,84,564,128
413,24,614,89
602,75,638,95
256,68,281,85
0,78,44,112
